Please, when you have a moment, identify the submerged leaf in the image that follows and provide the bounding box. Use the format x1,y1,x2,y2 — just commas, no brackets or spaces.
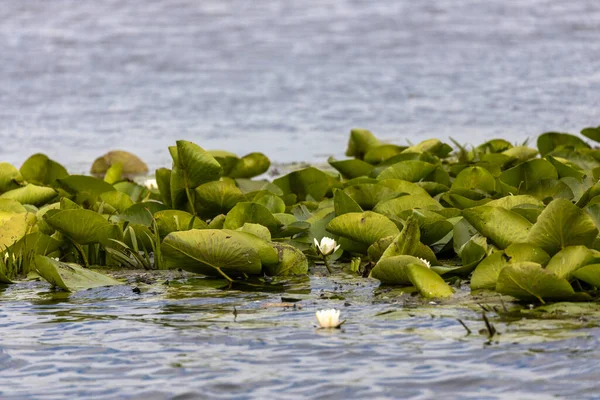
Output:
34,255,122,292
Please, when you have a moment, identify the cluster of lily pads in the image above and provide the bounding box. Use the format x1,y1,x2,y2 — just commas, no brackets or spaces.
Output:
2,127,600,303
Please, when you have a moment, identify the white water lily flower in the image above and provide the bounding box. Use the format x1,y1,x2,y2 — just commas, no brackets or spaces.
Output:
315,308,344,329
417,257,431,268
143,178,158,190
313,237,341,256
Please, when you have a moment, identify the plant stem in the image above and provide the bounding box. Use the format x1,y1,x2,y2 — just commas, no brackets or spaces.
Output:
322,256,333,274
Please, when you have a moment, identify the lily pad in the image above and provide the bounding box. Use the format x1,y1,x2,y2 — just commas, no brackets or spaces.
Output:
463,205,532,249
496,262,575,303
155,210,208,238
376,160,437,182
44,209,112,245
326,211,399,246
0,184,57,206
228,152,270,179
526,198,598,255
90,150,149,176
273,167,336,202
34,255,122,292
0,162,24,193
345,128,381,159
223,202,283,233
451,166,496,194
405,263,454,298
194,180,245,219
333,188,363,216
572,263,600,287
265,243,308,276
328,157,374,179
161,229,277,277
544,245,599,280
370,255,429,285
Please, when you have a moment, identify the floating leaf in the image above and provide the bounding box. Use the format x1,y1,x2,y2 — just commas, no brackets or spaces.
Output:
544,245,599,280
581,126,600,143
326,211,399,246
120,202,169,226
223,202,283,233
328,157,374,179
451,166,496,194
45,209,113,245
90,150,148,176
0,184,57,206
374,195,442,218
194,181,245,219
496,262,575,303
34,255,122,291
572,263,600,287
99,191,134,213
463,205,532,249
161,229,277,277
343,183,396,209
228,152,270,179
363,144,406,164
237,223,272,242
527,198,598,255
0,213,36,250
499,159,558,190
471,251,509,290
537,132,589,156
19,154,68,186
376,160,437,181
370,255,429,285
0,162,24,193
406,263,453,298
266,243,308,276
273,167,336,202
333,188,363,216
345,128,381,159
155,210,208,238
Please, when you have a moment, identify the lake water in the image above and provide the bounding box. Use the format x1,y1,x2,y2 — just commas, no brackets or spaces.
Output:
2,1,600,398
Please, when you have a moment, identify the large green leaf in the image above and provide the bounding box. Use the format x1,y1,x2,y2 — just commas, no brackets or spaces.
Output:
333,188,363,216
378,214,421,260
273,167,335,202
363,144,406,164
170,141,223,208
223,202,283,233
343,183,397,210
0,213,36,250
470,251,509,290
581,126,600,143
527,198,598,255
161,229,276,277
120,202,169,226
0,184,57,206
155,210,208,238
499,159,558,190
228,152,270,179
345,128,381,159
376,160,437,181
34,255,122,291
572,263,600,287
462,205,532,249
328,157,374,179
265,243,308,276
544,245,599,280
99,191,134,213
90,150,148,176
406,263,453,298
496,262,575,303
370,255,429,285
374,195,442,218
326,211,399,246
537,132,589,156
44,209,112,245
0,162,24,193
451,166,496,194
194,180,245,219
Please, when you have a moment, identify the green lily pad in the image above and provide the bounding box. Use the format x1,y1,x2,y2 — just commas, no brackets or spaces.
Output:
0,162,24,193
374,195,442,218
363,144,406,164
527,198,598,255
499,159,558,190
155,167,172,206
194,180,245,219
537,132,589,156
333,188,363,216
155,210,208,238
161,229,276,277
99,191,134,213
471,251,509,290
501,146,538,162
34,255,122,292
248,191,286,214
405,263,453,298
0,199,27,214
266,243,308,276
113,181,150,203
343,183,397,210
345,128,381,159
90,150,149,176
328,157,374,179
378,179,431,196
223,202,283,234
486,195,544,209
227,152,270,179
378,214,421,260
376,160,438,182
44,209,112,245
326,211,399,246
237,223,272,241
370,255,429,285
496,262,575,303
273,167,336,202
0,184,57,206
451,166,496,194
0,212,37,250
581,126,600,143
572,263,600,287
505,243,550,265
463,205,532,249
21,152,58,184
545,245,599,280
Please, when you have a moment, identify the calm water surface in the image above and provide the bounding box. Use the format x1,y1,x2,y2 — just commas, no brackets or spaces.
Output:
1,1,600,398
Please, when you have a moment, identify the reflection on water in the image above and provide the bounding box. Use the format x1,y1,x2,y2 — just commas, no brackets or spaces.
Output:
1,0,600,172
1,275,600,399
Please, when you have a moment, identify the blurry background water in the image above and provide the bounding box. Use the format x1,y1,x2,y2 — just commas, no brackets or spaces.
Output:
0,0,599,172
